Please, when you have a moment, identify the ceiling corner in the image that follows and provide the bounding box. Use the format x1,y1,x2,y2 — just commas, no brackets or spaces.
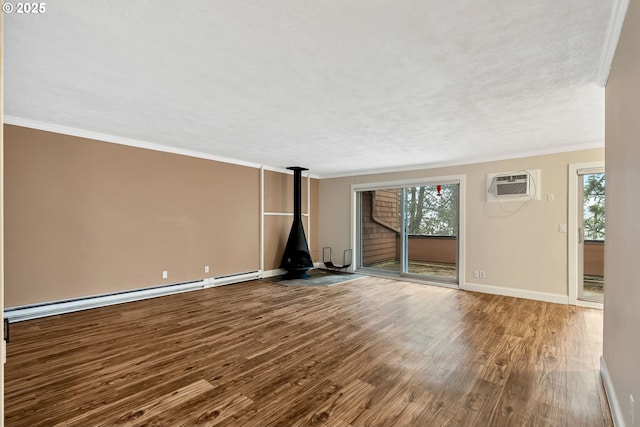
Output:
596,0,630,87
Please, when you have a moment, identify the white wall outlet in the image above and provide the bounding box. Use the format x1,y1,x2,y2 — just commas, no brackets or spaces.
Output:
630,394,635,425
473,270,479,278
558,224,567,233
204,265,210,274
547,193,555,202
479,271,486,279
162,271,168,279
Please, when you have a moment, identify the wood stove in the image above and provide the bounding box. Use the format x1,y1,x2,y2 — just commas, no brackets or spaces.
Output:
280,167,314,279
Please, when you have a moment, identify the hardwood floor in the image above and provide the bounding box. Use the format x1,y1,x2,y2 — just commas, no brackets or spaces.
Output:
5,277,612,426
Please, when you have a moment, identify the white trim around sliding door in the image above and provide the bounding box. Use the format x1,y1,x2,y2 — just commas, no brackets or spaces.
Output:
568,161,604,308
350,175,466,289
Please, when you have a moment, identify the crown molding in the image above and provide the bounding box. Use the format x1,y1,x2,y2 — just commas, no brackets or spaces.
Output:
597,0,630,87
320,139,604,179
2,116,319,178
3,115,598,181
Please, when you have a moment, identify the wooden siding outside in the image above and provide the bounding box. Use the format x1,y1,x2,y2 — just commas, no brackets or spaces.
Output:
584,241,604,277
371,189,399,232
407,235,457,264
362,190,399,265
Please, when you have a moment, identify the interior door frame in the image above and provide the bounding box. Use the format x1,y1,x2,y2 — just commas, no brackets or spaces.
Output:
350,175,466,289
568,161,604,308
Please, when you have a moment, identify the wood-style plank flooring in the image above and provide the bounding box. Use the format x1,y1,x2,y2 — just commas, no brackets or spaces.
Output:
5,277,612,426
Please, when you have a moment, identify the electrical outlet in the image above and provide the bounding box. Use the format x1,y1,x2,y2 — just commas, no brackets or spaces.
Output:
162,271,168,279
547,193,555,202
479,271,486,279
204,265,210,274
631,395,635,425
473,270,479,278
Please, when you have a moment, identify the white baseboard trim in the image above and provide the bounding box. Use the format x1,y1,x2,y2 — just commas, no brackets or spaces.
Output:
601,356,626,427
574,299,604,310
5,271,263,323
461,282,569,304
208,271,262,287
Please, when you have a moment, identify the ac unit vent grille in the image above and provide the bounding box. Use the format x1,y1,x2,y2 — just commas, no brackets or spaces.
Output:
486,170,540,203
496,182,528,195
496,174,527,182
494,174,529,196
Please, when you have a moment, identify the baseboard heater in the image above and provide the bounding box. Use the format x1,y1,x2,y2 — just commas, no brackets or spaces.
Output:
4,270,262,323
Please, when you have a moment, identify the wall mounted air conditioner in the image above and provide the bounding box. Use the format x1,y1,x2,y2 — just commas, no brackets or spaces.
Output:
486,169,540,203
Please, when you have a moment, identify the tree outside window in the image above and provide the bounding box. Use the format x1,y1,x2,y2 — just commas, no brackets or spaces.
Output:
404,185,458,236
583,173,605,241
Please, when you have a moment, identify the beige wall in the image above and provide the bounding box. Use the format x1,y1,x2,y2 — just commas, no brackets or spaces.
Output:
4,126,319,307
603,1,640,424
319,148,604,296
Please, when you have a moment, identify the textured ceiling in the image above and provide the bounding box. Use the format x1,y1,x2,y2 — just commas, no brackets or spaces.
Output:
4,1,614,177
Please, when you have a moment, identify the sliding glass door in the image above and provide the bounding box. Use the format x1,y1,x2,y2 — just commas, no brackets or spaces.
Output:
358,181,460,285
405,184,458,282
578,170,605,303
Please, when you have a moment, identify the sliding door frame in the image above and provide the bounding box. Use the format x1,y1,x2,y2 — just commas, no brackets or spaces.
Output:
350,175,466,289
568,162,604,309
